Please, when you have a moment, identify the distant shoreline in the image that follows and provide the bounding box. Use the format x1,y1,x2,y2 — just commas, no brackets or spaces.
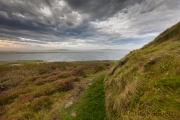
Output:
0,49,129,55
0,60,117,66
0,51,82,55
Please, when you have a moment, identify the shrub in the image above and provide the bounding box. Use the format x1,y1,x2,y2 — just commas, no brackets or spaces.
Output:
31,97,53,112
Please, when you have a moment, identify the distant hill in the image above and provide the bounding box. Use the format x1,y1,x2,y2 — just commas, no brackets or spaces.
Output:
49,49,71,51
105,21,180,120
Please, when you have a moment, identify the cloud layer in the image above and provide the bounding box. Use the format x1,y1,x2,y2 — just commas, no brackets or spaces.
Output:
0,0,180,50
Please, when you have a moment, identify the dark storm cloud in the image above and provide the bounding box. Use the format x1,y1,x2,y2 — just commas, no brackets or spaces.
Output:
66,0,143,20
0,0,143,37
0,0,68,33
0,0,180,50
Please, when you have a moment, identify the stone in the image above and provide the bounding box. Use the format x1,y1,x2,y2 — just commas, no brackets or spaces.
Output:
71,112,76,117
65,101,73,109
88,83,92,86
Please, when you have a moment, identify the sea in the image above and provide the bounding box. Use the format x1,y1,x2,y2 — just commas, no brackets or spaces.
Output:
0,49,130,62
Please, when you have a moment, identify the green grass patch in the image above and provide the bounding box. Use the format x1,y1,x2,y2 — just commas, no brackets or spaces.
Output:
155,77,180,89
74,74,106,120
0,60,43,66
60,73,106,120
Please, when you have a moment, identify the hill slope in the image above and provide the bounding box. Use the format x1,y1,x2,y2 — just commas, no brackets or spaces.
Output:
105,21,180,120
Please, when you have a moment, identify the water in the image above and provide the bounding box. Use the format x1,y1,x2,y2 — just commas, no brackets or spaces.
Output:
0,49,130,61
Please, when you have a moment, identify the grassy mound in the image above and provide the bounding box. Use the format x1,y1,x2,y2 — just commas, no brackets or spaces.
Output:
105,22,180,120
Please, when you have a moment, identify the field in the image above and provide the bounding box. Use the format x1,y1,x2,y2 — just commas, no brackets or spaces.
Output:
0,60,115,120
0,60,43,66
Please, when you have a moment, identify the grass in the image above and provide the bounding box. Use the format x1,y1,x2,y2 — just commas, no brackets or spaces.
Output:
60,73,106,120
0,60,114,119
75,74,106,120
0,60,43,66
104,21,180,120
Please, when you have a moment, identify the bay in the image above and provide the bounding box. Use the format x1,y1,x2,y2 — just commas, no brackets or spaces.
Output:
0,49,130,61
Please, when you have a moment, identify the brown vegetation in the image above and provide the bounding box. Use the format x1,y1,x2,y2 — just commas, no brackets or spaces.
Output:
0,60,114,119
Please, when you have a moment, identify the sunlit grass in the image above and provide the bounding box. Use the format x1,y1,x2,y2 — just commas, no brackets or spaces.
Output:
105,21,180,120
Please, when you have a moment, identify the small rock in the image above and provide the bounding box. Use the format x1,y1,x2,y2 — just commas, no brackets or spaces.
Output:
9,64,22,66
88,83,92,86
71,112,76,117
65,101,73,109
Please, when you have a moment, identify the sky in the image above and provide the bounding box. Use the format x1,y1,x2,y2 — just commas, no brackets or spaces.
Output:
0,0,180,51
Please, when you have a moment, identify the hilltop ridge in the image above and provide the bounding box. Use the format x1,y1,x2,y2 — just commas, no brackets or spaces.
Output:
105,21,180,120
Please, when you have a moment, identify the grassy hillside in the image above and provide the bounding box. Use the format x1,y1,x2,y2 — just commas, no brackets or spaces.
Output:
0,60,114,119
105,21,180,120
